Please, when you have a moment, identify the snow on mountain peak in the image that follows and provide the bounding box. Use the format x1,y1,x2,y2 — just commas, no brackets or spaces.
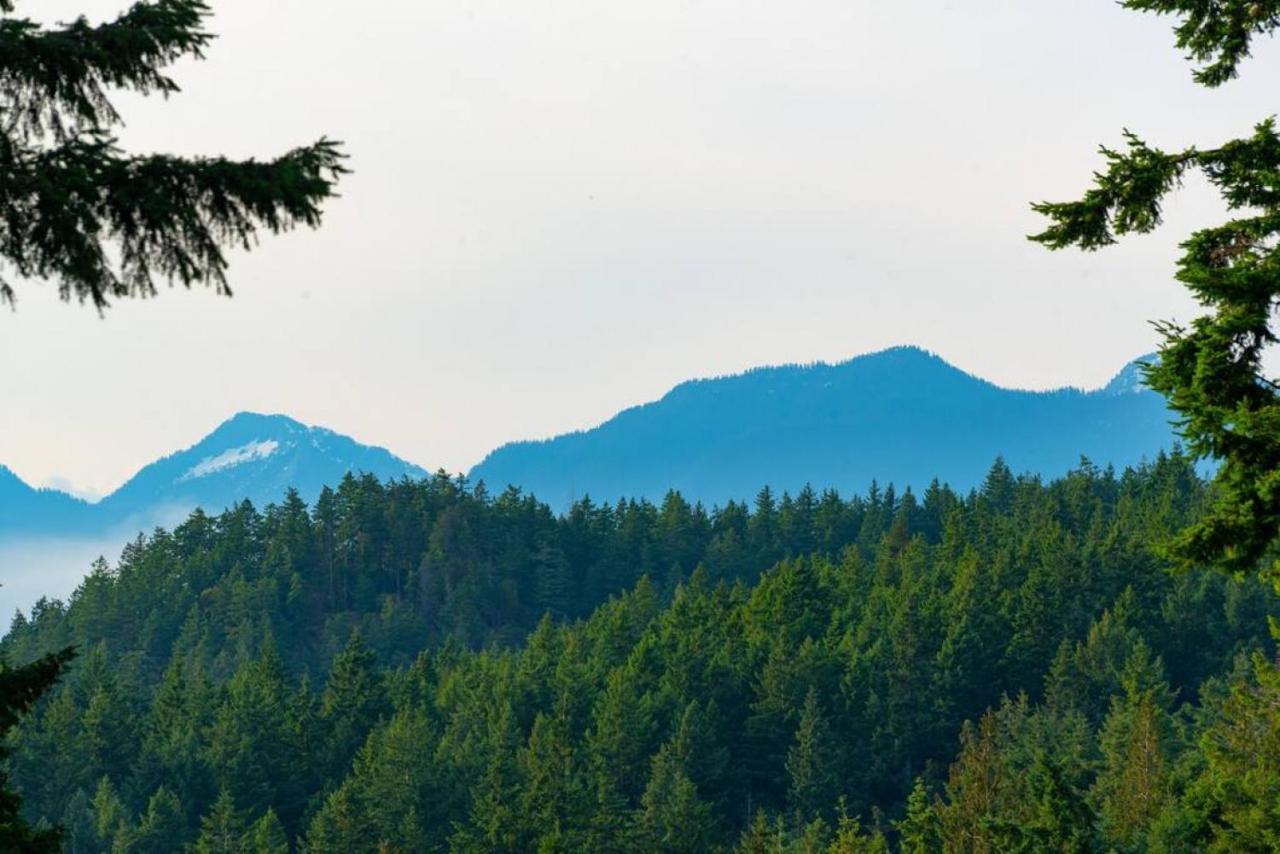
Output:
181,439,282,481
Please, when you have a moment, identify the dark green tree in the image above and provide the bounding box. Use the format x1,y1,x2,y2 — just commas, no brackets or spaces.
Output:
636,744,717,854
192,788,246,854
134,786,188,852
0,0,345,308
320,629,387,780
245,808,289,854
785,687,837,820
895,778,942,854
1031,0,1280,580
0,648,73,853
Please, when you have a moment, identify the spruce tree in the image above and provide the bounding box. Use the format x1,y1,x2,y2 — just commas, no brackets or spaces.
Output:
0,0,345,308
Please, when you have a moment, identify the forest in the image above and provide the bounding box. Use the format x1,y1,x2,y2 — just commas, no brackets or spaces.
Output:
4,452,1279,852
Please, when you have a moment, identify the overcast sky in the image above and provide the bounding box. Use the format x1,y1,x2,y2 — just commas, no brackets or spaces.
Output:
3,0,1277,500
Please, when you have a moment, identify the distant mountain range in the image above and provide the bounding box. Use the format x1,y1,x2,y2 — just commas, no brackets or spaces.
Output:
2,347,1180,542
0,412,427,539
469,346,1179,507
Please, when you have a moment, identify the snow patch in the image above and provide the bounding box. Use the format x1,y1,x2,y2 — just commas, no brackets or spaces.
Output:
181,440,281,481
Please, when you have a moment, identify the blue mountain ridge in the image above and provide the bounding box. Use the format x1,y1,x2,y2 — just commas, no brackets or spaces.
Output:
2,348,1177,538
0,412,428,537
468,346,1176,508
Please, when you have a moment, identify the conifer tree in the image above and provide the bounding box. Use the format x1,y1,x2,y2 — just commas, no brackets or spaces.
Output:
1032,0,1280,579
0,647,72,852
637,745,717,854
895,778,941,854
320,629,387,779
1091,645,1179,849
193,789,246,854
785,687,837,820
302,784,365,854
245,808,289,854
586,665,656,801
89,775,129,851
0,0,346,308
134,787,188,852
451,700,525,854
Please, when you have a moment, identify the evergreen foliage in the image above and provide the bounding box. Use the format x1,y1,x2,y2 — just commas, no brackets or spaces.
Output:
1033,1,1280,581
0,1,345,308
0,646,73,851
4,456,1279,850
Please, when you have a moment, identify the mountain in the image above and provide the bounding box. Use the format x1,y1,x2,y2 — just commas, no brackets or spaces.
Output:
95,412,429,527
469,347,1178,507
0,413,428,539
0,466,92,536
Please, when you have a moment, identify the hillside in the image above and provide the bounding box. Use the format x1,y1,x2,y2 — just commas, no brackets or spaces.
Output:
3,454,1274,851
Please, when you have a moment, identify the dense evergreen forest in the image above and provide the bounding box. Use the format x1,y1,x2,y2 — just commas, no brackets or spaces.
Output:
3,454,1279,852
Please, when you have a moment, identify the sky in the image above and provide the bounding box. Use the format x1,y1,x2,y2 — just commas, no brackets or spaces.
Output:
3,0,1279,500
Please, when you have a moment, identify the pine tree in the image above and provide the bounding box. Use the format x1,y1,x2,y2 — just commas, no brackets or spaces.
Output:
532,535,574,619
0,0,345,308
519,708,587,848
58,789,96,854
451,701,526,854
586,665,656,801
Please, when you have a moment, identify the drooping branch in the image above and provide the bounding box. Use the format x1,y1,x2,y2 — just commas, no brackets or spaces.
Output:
0,135,348,308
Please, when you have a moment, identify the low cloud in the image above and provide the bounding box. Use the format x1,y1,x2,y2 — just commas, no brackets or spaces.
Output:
0,536,124,625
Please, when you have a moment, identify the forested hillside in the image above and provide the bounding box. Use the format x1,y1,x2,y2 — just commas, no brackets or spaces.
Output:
3,454,1278,851
470,347,1177,507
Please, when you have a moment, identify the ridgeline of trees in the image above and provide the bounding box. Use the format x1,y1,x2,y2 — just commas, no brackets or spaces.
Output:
4,453,1280,851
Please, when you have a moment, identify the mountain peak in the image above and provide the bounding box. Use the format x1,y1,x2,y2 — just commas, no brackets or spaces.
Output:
1103,354,1159,396
216,411,308,433
54,413,432,529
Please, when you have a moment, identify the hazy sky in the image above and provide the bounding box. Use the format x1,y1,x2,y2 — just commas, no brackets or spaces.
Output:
3,0,1278,500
